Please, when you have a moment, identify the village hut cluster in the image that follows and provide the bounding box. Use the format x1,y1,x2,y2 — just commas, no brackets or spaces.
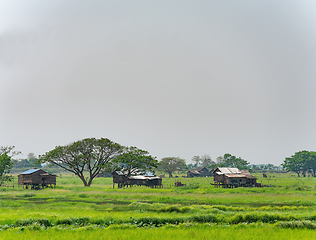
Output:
18,169,56,189
212,167,257,188
111,171,162,188
16,167,257,190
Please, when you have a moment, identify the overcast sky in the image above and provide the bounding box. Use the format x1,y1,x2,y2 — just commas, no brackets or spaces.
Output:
1,1,316,165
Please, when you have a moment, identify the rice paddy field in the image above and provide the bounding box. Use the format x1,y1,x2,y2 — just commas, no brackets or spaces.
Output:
2,172,316,239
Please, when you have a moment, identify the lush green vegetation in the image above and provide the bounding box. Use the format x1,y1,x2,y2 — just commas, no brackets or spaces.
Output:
1,173,316,239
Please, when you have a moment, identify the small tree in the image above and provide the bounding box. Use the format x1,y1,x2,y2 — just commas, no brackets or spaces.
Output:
0,153,14,185
216,156,224,165
191,156,201,167
158,157,186,178
0,146,20,186
27,152,41,168
282,150,316,177
200,154,215,168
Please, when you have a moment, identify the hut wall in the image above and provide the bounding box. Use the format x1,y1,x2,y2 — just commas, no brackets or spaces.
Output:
214,174,224,183
19,174,42,185
224,177,246,185
199,169,212,177
42,175,56,185
113,175,124,183
128,179,146,186
18,170,55,186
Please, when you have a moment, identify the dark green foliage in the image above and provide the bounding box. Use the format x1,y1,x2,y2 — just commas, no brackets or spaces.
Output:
78,194,88,198
113,146,157,177
15,218,52,228
0,153,14,185
20,193,35,198
158,205,191,213
228,213,295,224
217,153,249,170
283,150,316,177
188,215,218,223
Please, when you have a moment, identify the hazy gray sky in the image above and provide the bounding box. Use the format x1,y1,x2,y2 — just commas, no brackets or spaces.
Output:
1,1,316,165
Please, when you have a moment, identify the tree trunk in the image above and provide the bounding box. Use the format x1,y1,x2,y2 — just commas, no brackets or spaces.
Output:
168,171,173,178
87,177,93,186
78,174,89,186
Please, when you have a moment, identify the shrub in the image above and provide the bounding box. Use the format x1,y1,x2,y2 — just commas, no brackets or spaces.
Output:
189,215,218,223
20,193,35,198
278,221,316,229
78,194,88,198
158,205,191,213
56,218,73,225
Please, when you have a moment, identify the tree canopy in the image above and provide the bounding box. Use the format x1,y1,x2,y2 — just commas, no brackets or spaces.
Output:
217,153,249,170
191,154,215,168
13,152,41,169
0,146,21,157
39,138,123,186
0,146,20,185
282,150,316,177
158,157,186,178
113,146,157,177
0,153,14,185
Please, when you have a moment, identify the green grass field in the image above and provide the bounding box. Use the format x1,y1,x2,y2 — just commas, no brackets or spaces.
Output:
1,172,316,239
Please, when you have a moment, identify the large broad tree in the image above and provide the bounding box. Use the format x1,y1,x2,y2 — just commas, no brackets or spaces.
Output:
158,157,186,178
39,138,123,186
113,146,158,177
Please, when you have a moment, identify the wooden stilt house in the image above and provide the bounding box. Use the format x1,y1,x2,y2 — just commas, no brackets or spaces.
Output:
18,169,56,189
187,167,213,178
213,167,256,188
111,171,162,188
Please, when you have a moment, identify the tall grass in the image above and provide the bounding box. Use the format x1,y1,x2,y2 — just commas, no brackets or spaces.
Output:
1,224,316,240
2,173,316,239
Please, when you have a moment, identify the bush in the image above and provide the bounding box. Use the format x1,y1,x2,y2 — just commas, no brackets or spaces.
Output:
158,205,191,213
189,215,218,223
78,194,88,198
278,221,316,229
20,193,35,198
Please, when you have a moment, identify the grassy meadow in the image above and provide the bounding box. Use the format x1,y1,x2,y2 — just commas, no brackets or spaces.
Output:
1,172,316,239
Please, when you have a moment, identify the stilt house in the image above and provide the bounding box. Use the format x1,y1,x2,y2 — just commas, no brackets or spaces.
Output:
187,167,213,178
111,171,162,188
18,169,56,189
213,167,256,188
